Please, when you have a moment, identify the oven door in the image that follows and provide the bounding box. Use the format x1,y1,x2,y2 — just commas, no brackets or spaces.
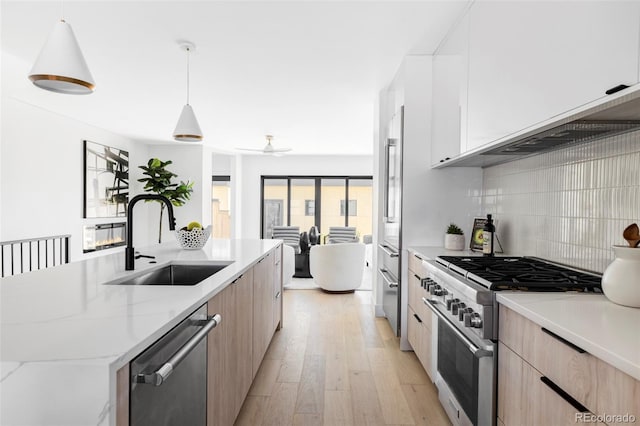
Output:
424,298,494,426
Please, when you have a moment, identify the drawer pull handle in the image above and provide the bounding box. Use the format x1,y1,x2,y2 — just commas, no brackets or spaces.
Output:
540,376,589,413
541,327,586,354
413,313,422,323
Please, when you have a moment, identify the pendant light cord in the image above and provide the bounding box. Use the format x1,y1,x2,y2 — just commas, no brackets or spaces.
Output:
186,47,190,105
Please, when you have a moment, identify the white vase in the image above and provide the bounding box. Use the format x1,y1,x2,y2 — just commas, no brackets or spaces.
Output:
602,245,640,308
444,234,465,251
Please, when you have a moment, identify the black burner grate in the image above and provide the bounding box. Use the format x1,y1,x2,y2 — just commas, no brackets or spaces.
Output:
438,256,602,292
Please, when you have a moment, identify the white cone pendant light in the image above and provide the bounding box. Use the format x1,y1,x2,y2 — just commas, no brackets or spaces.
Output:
29,19,95,94
173,42,203,142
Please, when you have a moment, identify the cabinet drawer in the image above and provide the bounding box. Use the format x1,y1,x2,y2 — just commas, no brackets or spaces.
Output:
408,272,430,328
407,305,433,380
407,305,421,355
596,359,640,425
408,251,427,276
498,342,599,426
407,272,423,313
499,306,597,411
498,342,539,425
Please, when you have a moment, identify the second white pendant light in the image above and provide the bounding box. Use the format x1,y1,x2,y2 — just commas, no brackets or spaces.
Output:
173,42,203,142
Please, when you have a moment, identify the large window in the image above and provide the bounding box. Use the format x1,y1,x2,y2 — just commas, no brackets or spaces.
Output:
261,176,372,240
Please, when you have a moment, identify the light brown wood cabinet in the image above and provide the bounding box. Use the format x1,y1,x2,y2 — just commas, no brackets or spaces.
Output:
273,245,283,333
207,268,255,426
252,250,275,376
498,305,639,426
407,251,434,381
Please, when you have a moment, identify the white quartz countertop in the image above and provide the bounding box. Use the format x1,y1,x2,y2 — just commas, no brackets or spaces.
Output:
497,293,640,381
0,238,279,426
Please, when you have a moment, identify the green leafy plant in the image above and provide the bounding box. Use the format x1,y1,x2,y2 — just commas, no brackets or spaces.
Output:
446,223,464,235
138,158,194,243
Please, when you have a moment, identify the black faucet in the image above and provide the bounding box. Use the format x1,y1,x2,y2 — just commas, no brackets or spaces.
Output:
125,194,176,270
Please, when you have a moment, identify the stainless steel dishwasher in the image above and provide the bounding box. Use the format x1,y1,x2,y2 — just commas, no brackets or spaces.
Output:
130,304,221,426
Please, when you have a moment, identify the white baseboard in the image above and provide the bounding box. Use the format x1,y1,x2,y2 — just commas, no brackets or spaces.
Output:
374,304,385,317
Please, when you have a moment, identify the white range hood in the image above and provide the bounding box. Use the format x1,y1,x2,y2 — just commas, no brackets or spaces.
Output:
436,84,640,168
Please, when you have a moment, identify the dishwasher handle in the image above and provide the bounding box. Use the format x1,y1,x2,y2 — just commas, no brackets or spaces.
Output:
137,314,222,386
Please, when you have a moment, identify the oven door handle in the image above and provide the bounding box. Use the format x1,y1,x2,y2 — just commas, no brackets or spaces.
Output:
378,268,399,288
423,297,492,358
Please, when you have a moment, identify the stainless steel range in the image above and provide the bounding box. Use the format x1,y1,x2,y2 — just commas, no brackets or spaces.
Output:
422,255,602,426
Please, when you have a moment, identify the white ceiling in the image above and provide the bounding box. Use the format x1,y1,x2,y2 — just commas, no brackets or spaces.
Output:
1,1,469,155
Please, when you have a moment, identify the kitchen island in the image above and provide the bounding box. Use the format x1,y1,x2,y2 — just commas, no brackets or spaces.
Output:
0,238,281,426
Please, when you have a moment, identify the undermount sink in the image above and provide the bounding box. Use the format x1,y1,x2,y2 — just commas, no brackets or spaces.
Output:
109,263,232,286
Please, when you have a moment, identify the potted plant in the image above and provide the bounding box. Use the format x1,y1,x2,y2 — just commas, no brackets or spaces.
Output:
138,158,194,243
445,223,465,251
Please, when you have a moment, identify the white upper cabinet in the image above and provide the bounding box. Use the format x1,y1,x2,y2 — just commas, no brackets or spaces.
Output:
464,1,640,153
431,13,469,166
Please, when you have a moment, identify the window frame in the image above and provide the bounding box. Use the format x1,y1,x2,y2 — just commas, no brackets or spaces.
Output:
260,175,372,238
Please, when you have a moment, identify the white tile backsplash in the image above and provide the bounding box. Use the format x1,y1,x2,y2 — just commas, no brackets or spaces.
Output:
482,131,640,273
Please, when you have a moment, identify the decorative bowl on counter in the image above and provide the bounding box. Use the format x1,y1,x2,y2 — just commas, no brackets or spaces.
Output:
602,245,640,308
175,225,212,250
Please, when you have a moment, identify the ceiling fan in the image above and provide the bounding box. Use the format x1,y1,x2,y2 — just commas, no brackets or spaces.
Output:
236,135,292,155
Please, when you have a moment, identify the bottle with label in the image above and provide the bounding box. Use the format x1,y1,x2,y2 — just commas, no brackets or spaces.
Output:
482,214,495,257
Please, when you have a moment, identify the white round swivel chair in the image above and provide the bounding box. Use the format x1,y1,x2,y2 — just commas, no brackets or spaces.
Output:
309,243,366,293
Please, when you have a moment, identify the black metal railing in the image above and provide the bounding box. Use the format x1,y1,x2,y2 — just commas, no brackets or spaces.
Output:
0,235,70,278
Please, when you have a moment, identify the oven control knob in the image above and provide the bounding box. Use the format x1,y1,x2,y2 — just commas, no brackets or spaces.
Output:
464,313,483,328
446,298,460,311
429,284,441,295
422,278,434,290
451,302,465,315
458,307,473,321
433,287,447,296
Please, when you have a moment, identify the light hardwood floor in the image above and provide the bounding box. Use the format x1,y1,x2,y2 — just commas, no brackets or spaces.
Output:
235,289,451,426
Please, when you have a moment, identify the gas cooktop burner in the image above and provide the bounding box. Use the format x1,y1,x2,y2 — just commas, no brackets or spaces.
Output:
437,256,602,292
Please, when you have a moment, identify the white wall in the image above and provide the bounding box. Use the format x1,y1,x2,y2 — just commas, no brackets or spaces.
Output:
212,153,233,175
237,154,373,239
0,97,151,261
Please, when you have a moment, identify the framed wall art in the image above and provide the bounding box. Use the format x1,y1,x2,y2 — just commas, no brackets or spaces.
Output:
83,140,129,218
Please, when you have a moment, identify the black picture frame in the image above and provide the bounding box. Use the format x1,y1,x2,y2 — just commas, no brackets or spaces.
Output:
470,217,487,251
83,140,129,218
